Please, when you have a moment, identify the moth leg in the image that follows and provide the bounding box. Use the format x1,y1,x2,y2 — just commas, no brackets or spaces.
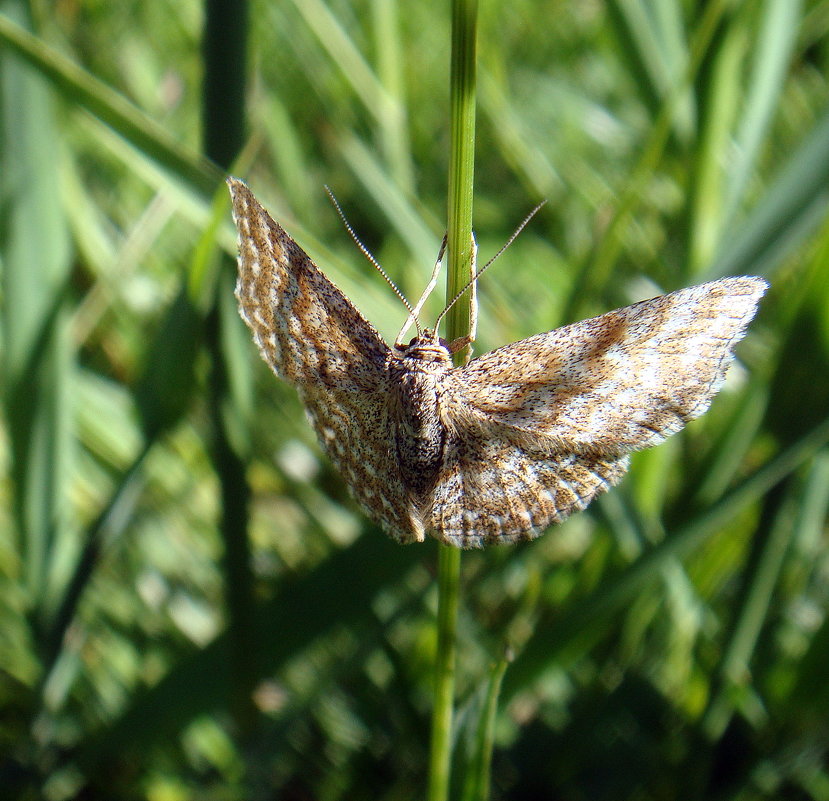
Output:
395,235,448,346
468,233,478,345
447,333,474,354
445,233,478,356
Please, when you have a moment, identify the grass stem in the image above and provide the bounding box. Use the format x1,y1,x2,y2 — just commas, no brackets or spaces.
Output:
427,1,478,799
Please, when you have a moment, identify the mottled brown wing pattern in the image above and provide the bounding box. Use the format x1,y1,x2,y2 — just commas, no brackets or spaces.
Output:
430,278,767,546
229,179,424,541
429,440,629,548
301,389,425,543
230,178,766,548
447,278,766,455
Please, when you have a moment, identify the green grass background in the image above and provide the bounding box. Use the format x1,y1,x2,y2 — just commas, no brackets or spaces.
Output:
2,1,829,799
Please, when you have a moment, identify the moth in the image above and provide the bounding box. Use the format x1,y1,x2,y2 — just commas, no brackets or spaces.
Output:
228,178,767,548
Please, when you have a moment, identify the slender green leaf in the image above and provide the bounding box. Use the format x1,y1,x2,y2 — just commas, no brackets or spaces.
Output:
0,2,72,622
0,12,221,196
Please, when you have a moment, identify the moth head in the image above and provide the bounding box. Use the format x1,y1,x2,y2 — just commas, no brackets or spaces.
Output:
395,331,452,364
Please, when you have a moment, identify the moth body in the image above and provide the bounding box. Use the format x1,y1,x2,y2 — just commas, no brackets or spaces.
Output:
389,335,453,499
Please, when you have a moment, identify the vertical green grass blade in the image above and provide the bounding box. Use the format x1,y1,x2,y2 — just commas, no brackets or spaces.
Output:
429,543,462,801
444,0,478,351
372,0,415,191
202,0,257,736
687,23,745,273
605,0,695,143
712,106,829,278
721,0,802,228
0,2,72,627
429,3,478,800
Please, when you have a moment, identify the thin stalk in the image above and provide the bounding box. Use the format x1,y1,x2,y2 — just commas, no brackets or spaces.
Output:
429,545,463,801
202,0,258,735
444,0,478,354
461,658,509,801
427,1,478,800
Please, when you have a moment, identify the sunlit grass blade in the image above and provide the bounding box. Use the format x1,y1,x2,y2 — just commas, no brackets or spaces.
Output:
721,0,802,229
42,445,149,671
605,0,695,143
478,66,564,202
711,106,829,279
283,0,402,132
257,95,316,221
0,12,221,195
371,0,415,191
687,22,744,273
1,4,73,624
566,0,732,316
338,131,440,301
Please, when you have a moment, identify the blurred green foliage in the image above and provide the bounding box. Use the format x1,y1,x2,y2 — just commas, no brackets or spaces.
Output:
1,0,829,799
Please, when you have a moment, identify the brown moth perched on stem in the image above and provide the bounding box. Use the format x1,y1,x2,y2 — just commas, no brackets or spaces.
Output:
228,178,767,548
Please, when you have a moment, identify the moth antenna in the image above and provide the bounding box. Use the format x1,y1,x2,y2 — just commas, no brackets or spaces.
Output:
325,186,421,335
434,200,546,331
